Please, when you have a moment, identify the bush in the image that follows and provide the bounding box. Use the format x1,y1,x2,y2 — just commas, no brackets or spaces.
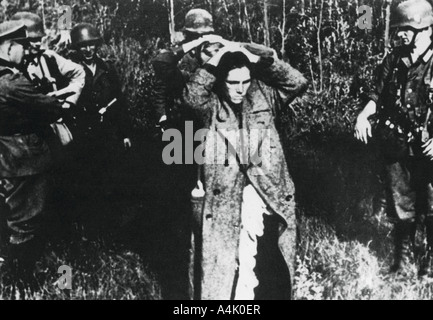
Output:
99,37,160,134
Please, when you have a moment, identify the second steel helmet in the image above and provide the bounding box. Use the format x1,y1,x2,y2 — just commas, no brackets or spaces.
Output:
70,23,103,48
183,9,214,34
11,12,44,39
391,0,433,29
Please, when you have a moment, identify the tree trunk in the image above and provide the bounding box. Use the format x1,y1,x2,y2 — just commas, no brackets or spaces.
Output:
263,0,270,47
41,0,45,31
384,0,392,54
300,0,305,15
221,0,234,37
240,0,253,42
317,0,324,92
206,0,214,17
279,0,287,58
167,0,176,44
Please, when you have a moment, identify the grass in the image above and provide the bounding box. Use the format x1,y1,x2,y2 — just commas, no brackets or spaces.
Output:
290,131,433,300
294,213,433,300
0,180,432,300
0,239,162,300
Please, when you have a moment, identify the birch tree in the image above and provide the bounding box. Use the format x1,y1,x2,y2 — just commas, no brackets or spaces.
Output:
166,0,176,44
263,0,270,46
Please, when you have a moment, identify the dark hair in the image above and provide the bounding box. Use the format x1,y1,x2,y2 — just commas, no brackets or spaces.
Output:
214,51,252,92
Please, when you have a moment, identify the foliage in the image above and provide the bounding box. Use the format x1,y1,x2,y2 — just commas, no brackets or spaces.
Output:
295,213,433,300
0,240,162,300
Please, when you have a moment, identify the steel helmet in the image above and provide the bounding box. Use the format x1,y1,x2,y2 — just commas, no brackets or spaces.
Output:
70,23,102,48
391,0,433,29
0,21,28,44
11,12,44,39
183,9,214,34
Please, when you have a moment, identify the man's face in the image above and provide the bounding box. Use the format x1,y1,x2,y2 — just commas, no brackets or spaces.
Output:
223,67,251,105
9,41,25,65
28,39,42,55
397,27,416,46
78,44,97,62
396,26,432,47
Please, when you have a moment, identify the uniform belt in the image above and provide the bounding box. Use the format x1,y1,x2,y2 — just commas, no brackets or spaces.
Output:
377,118,427,142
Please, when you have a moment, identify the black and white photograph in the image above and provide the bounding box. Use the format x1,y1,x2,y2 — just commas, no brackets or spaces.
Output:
0,0,432,302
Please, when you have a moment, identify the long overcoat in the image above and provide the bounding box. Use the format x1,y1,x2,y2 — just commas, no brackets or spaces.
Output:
184,49,308,300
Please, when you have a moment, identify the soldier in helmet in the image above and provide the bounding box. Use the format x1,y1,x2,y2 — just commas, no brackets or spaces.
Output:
0,20,63,281
10,13,86,241
153,8,224,130
11,12,85,110
151,8,228,299
355,0,433,277
68,23,132,240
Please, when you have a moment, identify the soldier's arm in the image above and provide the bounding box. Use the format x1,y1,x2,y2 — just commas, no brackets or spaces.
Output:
46,50,86,105
152,45,195,123
368,51,396,107
182,66,217,127
152,49,182,122
152,36,225,123
5,73,63,124
355,53,394,144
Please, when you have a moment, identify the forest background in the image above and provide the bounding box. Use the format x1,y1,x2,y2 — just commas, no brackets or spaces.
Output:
1,0,430,300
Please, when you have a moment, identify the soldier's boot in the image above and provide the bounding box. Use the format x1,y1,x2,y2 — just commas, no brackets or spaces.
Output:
390,220,415,274
419,217,433,278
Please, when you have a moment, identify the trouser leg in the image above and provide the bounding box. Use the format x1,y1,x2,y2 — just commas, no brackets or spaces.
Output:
419,161,433,277
420,215,433,277
0,174,49,290
1,175,49,247
385,159,416,273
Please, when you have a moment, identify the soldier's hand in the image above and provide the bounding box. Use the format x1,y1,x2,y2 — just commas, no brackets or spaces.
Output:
423,139,433,160
124,138,132,149
354,114,372,144
156,115,168,133
62,102,72,109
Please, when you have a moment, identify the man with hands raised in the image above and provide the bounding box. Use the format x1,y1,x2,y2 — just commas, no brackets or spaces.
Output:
182,39,307,300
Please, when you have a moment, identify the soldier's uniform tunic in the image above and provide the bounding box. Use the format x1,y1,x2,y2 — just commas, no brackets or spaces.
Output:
370,46,433,221
0,64,62,248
